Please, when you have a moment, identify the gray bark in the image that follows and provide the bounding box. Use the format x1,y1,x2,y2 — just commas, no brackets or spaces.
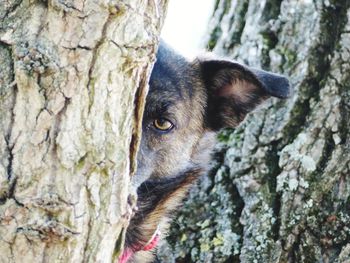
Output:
159,1,350,262
0,1,167,262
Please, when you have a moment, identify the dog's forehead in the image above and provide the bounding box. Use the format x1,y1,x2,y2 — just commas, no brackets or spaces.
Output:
146,81,186,119
149,64,185,98
147,62,194,115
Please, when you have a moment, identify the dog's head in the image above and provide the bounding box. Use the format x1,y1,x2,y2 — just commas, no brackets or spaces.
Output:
135,41,290,186
122,41,290,263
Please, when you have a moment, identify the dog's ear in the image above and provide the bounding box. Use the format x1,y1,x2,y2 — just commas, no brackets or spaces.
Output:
199,59,291,130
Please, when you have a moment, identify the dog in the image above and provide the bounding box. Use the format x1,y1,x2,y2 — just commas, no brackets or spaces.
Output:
119,41,291,263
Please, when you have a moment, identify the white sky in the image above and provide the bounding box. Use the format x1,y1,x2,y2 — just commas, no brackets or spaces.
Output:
161,0,215,58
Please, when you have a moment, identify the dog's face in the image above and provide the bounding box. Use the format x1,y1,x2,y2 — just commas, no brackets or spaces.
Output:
122,42,290,263
134,45,208,188
135,43,290,185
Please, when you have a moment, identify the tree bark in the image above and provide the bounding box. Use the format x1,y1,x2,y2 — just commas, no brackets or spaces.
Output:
158,1,350,262
0,1,167,262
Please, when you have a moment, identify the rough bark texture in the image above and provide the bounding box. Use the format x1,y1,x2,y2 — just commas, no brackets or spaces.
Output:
0,1,167,262
159,1,350,262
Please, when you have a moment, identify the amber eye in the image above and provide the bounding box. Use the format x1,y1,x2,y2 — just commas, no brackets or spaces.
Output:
153,118,174,132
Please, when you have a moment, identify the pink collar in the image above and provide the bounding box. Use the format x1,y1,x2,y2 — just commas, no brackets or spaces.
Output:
118,228,161,263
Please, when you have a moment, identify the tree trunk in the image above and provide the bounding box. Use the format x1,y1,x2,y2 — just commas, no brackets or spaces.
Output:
0,1,167,262
158,1,350,262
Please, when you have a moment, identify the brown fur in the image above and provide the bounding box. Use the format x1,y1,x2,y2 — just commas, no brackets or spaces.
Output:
122,41,290,263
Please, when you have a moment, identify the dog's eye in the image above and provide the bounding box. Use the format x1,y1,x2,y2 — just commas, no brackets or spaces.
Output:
153,118,174,132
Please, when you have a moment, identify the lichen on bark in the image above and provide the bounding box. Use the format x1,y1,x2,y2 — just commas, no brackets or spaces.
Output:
158,1,350,262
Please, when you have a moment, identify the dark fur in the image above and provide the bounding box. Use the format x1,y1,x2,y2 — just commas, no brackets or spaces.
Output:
123,41,290,263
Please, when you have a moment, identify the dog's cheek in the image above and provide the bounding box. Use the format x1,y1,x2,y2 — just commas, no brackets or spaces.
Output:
152,133,197,178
